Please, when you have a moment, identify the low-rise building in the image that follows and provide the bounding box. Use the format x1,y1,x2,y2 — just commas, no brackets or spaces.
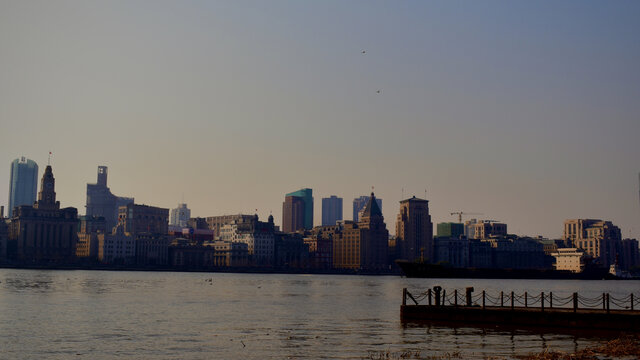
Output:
552,248,587,273
433,237,469,268
219,215,275,266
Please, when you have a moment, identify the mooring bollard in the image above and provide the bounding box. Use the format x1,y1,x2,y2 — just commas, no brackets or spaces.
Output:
454,289,458,306
541,292,544,312
573,292,578,312
433,286,442,307
501,291,504,307
442,289,446,306
550,292,553,308
525,292,528,308
511,291,514,310
466,287,474,307
428,289,432,306
603,293,606,310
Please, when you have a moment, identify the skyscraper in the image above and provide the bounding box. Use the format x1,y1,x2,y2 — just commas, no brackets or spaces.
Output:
7,157,38,217
282,196,305,233
86,166,134,232
322,195,343,226
170,203,191,227
285,188,313,229
395,196,433,262
353,195,382,222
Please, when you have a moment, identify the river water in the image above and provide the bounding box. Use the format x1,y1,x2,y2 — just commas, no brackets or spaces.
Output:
0,269,638,359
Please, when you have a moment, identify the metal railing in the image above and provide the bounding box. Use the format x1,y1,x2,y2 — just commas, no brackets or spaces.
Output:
403,287,639,313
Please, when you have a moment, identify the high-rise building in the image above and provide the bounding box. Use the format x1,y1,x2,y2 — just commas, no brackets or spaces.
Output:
8,165,78,263
395,196,433,262
170,203,191,227
282,196,305,233
7,157,38,217
322,195,343,226
86,166,133,232
285,188,313,229
353,195,382,222
331,192,389,270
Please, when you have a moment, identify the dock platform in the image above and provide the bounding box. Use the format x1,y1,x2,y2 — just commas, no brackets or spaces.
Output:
401,287,640,332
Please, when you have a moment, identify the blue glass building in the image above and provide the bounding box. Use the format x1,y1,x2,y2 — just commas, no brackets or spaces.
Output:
8,157,38,217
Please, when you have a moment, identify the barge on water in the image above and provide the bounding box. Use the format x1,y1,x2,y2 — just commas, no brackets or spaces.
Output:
401,286,640,332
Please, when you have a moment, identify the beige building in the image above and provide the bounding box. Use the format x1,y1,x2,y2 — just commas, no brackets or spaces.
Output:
205,214,257,237
563,219,621,267
98,224,135,264
552,248,587,273
395,196,432,262
331,193,389,270
467,221,507,240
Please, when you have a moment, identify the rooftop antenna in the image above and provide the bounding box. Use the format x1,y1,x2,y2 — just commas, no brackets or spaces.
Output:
47,151,51,165
402,187,404,200
424,188,427,199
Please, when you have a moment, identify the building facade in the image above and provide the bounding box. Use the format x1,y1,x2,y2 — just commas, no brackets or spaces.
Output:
219,215,275,266
98,224,135,264
436,222,464,238
8,157,38,217
332,193,389,270
395,196,433,262
8,165,78,263
563,219,622,268
282,196,305,233
285,188,313,229
353,195,382,222
75,216,106,259
552,248,587,273
170,203,191,227
467,221,507,240
205,214,257,237
85,166,133,232
321,195,343,226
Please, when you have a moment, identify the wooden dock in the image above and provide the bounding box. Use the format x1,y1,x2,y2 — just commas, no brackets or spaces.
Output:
401,287,640,332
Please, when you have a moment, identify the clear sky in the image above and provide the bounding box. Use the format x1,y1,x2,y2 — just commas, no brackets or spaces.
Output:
1,1,639,239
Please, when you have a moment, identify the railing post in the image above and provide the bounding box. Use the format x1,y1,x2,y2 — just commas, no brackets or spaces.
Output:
632,294,634,311
550,292,553,308
454,289,458,306
442,289,446,307
482,290,485,309
403,288,407,306
500,291,504,307
573,292,578,312
602,293,606,310
541,292,544,312
511,291,514,310
606,293,610,314
525,292,528,308
428,289,432,306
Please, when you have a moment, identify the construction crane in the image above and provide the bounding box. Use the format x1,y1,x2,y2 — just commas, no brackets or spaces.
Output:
450,211,483,223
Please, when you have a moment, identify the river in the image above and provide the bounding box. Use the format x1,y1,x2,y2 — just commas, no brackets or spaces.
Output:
0,269,638,359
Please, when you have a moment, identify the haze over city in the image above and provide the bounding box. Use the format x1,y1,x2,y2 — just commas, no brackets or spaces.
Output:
1,1,639,239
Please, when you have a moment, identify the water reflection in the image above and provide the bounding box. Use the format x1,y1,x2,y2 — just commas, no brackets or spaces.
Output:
0,269,636,359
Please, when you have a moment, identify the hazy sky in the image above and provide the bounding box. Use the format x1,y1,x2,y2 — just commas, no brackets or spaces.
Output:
1,1,639,239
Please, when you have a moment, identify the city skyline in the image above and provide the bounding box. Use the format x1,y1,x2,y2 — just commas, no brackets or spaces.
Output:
1,1,639,239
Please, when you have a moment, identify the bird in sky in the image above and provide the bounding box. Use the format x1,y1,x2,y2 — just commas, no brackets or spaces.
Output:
376,89,382,94
361,50,366,54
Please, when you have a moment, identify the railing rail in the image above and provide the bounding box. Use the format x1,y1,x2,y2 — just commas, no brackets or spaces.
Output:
403,287,640,312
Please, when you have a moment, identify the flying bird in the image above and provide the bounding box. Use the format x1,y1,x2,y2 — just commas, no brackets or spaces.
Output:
361,50,366,54
376,89,382,94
